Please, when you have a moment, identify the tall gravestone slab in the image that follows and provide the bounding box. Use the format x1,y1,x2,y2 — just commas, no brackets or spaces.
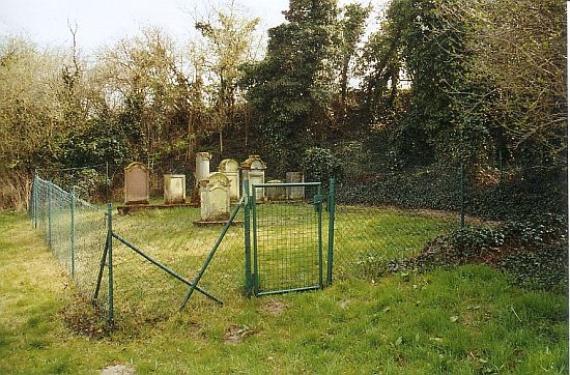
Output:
195,152,212,187
164,174,186,204
266,179,286,201
124,162,150,205
218,159,240,201
286,172,305,200
200,172,230,222
241,155,267,201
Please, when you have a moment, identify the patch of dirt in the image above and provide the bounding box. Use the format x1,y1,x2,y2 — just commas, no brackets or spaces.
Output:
261,299,287,316
223,324,254,345
61,294,110,339
100,364,136,375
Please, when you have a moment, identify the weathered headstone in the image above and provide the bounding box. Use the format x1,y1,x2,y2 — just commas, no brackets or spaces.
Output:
163,174,186,204
218,159,240,201
286,172,305,200
241,155,267,200
199,172,230,222
266,180,286,201
124,162,150,205
195,152,212,187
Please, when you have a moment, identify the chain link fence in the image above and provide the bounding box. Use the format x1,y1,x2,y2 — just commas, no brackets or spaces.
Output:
30,176,109,311
30,160,561,329
29,173,463,327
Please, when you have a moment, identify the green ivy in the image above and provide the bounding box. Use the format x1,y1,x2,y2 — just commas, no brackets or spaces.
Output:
385,218,568,292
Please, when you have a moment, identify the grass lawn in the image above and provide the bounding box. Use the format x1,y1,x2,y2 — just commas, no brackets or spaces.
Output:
0,209,567,374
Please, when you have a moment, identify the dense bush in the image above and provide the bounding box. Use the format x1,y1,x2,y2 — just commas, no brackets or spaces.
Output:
302,147,344,187
384,217,568,292
337,162,567,221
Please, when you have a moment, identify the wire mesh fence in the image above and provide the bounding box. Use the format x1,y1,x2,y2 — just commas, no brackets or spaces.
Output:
29,169,482,328
30,176,108,310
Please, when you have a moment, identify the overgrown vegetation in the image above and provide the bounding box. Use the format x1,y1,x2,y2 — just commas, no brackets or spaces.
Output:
386,215,569,292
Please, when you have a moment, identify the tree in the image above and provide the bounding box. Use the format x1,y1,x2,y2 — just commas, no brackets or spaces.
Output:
100,28,191,167
335,3,371,128
194,3,260,154
449,0,567,168
358,0,468,166
241,0,339,174
0,37,66,171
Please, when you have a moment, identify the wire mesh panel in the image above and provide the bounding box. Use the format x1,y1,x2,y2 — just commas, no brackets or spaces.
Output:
31,176,108,309
251,182,324,295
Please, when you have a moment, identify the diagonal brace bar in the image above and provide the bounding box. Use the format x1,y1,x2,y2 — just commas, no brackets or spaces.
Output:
93,234,110,302
112,232,223,305
180,197,244,310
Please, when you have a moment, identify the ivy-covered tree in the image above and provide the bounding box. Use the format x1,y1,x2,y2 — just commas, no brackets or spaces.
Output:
359,0,468,166
241,0,339,174
335,3,371,128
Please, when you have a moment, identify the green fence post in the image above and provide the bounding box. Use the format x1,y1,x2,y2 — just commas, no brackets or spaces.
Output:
460,162,465,228
107,203,114,326
34,176,38,229
31,176,37,228
251,186,258,295
243,179,253,296
327,177,336,286
48,182,52,250
70,186,76,279
316,184,324,288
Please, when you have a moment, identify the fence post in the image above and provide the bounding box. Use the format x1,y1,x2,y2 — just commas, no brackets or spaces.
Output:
327,177,336,286
251,186,258,295
34,176,39,229
70,186,76,279
106,161,111,202
317,184,324,288
460,162,465,228
48,182,52,250
106,203,114,326
31,175,37,228
243,179,253,296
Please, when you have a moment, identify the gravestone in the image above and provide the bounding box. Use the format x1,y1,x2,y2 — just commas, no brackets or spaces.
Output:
218,159,240,201
266,180,286,201
195,152,212,187
163,174,186,204
286,172,305,200
199,172,230,222
241,155,267,201
124,162,150,205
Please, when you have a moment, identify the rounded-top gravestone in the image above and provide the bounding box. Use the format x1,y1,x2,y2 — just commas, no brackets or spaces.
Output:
199,172,230,222
241,155,267,200
218,158,240,201
124,162,150,205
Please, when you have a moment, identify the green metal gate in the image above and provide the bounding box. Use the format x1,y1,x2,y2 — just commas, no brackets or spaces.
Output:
244,181,335,296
